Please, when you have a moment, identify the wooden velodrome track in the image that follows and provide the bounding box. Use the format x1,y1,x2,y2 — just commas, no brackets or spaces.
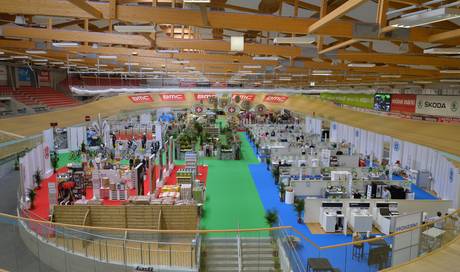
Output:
0,92,460,271
1,92,459,156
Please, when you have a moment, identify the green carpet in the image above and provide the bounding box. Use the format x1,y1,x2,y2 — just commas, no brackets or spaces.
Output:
200,133,268,236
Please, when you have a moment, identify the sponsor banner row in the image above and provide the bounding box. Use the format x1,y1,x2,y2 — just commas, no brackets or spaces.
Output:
415,95,460,118
128,93,289,104
320,93,374,109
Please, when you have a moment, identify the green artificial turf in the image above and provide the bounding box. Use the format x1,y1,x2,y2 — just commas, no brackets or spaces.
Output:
200,133,269,236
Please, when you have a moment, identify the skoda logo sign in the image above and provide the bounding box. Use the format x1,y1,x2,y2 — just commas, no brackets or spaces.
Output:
451,101,458,112
394,142,400,152
417,100,423,109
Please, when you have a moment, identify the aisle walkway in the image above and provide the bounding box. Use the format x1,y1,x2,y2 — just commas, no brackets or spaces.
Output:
200,133,268,233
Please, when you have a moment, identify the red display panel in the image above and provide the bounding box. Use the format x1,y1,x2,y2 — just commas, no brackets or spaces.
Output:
128,94,154,103
263,95,289,103
160,93,186,101
390,94,416,113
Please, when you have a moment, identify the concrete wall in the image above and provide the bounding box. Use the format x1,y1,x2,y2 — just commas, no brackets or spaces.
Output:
303,198,452,223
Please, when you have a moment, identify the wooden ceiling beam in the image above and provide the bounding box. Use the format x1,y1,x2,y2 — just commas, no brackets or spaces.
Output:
319,39,360,54
1,0,459,44
67,0,103,19
428,29,460,43
308,0,368,33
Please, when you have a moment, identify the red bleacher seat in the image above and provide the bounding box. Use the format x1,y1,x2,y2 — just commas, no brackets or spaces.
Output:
17,87,80,109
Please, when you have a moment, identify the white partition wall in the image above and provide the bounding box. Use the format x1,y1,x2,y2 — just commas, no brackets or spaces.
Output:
67,126,86,150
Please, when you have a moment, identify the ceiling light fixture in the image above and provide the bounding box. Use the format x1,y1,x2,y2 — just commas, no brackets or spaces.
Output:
25,50,47,54
440,79,460,82
381,75,401,78
273,36,315,44
114,25,156,33
413,80,432,84
231,36,244,52
12,55,30,59
243,65,261,69
52,42,80,47
156,49,179,53
50,61,64,65
424,47,460,55
172,60,190,64
348,63,376,68
98,55,117,59
32,59,48,62
252,56,279,61
124,62,139,66
440,70,460,73
389,7,460,28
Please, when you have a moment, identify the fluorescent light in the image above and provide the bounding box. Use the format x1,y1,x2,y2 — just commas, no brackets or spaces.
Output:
32,58,48,62
68,58,84,62
310,82,316,86
440,79,460,82
98,55,117,59
95,64,108,67
141,67,154,70
252,56,279,61
381,75,401,78
346,77,362,80
279,77,292,81
25,50,47,54
124,62,139,66
231,36,244,52
273,36,315,44
0,58,11,61
50,61,64,65
184,0,210,2
52,42,79,47
440,70,460,74
292,74,306,77
424,48,460,55
157,49,179,53
184,66,196,70
389,7,460,28
263,80,272,84
413,80,432,84
313,70,332,74
114,25,156,33
12,55,30,59
172,60,190,64
243,65,261,69
348,63,376,68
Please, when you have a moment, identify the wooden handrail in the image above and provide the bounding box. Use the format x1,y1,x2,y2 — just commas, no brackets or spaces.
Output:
11,208,460,250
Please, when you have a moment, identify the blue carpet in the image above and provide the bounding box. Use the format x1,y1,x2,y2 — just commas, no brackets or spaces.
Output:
245,134,383,271
392,175,437,200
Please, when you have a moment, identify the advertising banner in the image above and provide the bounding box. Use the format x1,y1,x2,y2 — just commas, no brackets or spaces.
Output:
128,94,153,103
232,93,256,102
18,67,31,82
391,94,416,113
415,95,460,117
160,93,186,102
373,93,391,112
194,93,216,101
320,93,374,109
263,95,289,103
392,212,422,266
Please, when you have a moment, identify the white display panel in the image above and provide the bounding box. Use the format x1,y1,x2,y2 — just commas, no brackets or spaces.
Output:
415,95,460,118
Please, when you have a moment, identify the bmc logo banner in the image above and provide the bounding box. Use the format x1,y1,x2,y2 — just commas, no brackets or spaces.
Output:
263,95,288,103
194,93,216,101
160,93,186,102
128,94,153,103
415,95,460,118
232,94,256,102
390,94,416,113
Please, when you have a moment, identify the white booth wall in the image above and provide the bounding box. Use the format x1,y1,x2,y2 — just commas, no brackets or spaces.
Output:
19,140,52,199
326,118,460,208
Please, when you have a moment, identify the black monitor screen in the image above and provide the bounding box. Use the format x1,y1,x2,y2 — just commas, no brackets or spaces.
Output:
374,93,391,112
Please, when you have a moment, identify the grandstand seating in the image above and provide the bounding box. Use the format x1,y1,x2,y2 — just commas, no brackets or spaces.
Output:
0,86,79,109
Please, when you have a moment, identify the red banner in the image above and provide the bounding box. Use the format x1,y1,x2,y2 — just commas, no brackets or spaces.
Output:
232,94,256,102
263,95,289,103
160,93,186,102
128,94,153,103
390,94,416,113
194,93,216,101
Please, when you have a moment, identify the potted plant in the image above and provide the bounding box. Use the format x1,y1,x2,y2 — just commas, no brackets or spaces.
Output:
28,189,36,210
50,151,59,173
80,142,87,153
279,183,286,202
34,170,42,189
294,198,305,224
264,209,279,257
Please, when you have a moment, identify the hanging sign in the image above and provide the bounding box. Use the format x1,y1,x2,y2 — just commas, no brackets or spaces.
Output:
194,93,216,101
160,93,186,102
192,104,205,114
263,95,288,103
232,93,256,102
225,104,239,115
128,94,154,103
415,95,460,117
